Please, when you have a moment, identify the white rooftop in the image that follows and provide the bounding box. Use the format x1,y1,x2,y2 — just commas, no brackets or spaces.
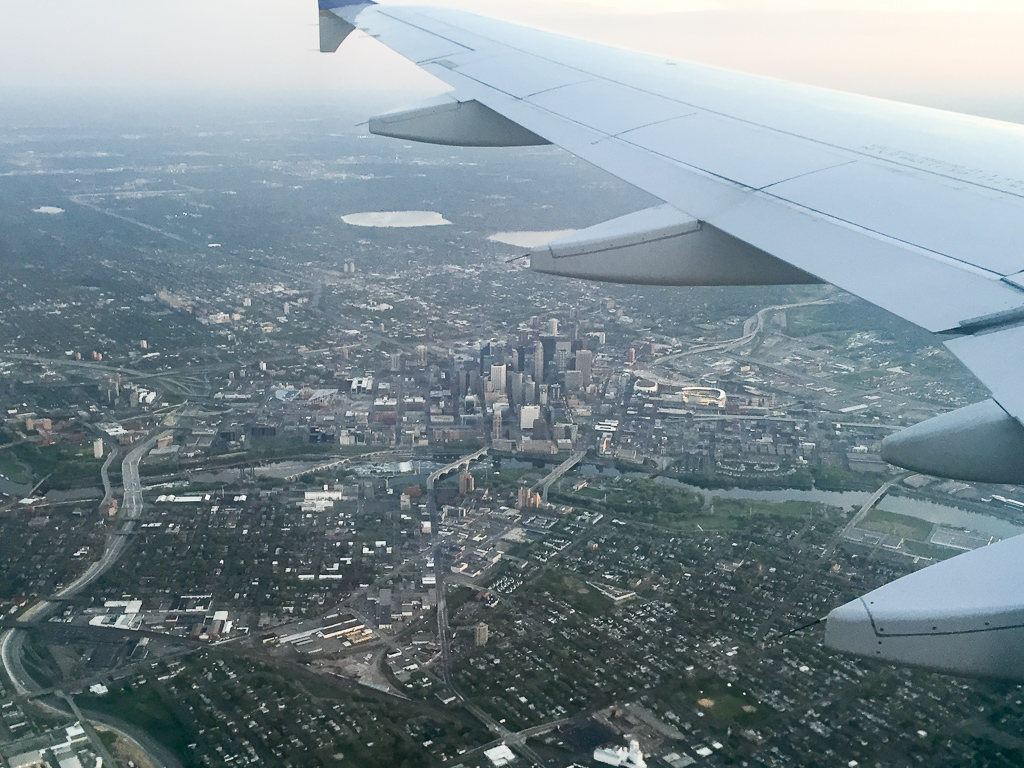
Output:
484,744,516,767
594,740,647,768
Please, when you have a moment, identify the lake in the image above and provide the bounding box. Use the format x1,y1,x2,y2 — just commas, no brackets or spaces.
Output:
341,211,450,227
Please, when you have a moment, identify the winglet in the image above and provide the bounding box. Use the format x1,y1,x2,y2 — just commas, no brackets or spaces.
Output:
319,11,353,52
319,0,373,52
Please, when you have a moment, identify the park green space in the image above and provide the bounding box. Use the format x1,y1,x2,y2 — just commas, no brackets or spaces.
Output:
559,477,828,532
0,448,32,484
80,683,201,768
858,509,933,541
658,676,764,727
0,441,104,489
531,569,614,616
667,463,882,492
471,466,544,496
901,539,957,561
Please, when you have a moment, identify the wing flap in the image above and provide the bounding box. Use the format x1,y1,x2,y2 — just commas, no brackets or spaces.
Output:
945,325,1024,423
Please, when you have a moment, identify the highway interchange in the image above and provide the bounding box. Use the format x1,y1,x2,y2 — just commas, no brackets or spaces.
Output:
0,431,164,763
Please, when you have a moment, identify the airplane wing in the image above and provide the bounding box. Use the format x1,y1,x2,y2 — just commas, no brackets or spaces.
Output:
319,0,1024,678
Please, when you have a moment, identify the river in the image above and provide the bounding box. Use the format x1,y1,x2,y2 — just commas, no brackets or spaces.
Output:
502,459,874,509
650,476,871,510
488,458,1024,539
658,476,1024,538
604,463,1022,537
877,495,1024,539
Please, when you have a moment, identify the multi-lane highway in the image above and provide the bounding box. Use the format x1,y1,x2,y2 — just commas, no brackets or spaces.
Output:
55,432,158,604
633,298,832,387
0,431,162,762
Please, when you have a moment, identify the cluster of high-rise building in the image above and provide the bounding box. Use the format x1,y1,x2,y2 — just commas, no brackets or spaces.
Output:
475,320,599,453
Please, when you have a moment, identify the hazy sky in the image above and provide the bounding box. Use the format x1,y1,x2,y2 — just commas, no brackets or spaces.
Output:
2,0,1023,121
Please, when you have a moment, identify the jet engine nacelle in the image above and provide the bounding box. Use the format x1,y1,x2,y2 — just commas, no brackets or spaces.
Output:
881,398,1024,485
369,99,550,148
529,204,821,287
827,533,1024,680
